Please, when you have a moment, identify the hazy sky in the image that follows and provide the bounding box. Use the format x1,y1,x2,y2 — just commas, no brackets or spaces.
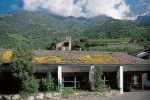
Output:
0,0,150,19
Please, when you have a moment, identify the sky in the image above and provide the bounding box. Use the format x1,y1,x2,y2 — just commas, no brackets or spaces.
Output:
0,0,150,19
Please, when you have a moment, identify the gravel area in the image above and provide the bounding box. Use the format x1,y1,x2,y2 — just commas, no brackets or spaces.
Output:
61,91,150,100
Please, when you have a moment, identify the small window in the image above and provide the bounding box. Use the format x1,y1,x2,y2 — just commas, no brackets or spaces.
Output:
64,42,69,46
147,72,150,80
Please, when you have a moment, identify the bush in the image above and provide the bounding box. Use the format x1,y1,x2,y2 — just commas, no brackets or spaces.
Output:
0,55,2,71
43,72,55,91
61,88,74,98
93,66,104,92
10,44,39,93
21,77,39,93
93,87,110,92
62,88,74,94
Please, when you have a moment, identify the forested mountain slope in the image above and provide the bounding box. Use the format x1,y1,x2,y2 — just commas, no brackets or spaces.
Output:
0,10,111,49
83,19,150,41
0,10,150,50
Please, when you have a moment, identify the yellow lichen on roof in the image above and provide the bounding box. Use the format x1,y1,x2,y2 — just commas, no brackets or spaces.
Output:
1,50,146,64
33,56,61,63
69,54,120,64
1,50,13,62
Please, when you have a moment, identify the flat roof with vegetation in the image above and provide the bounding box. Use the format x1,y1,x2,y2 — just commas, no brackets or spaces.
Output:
1,49,149,64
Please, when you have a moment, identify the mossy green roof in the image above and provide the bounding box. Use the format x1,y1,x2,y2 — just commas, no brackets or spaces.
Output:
33,50,149,64
1,48,149,64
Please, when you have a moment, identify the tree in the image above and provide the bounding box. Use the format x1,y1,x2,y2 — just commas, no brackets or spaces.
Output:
0,54,2,65
10,44,39,93
93,66,104,92
72,37,89,51
0,55,2,74
43,72,55,91
47,37,62,50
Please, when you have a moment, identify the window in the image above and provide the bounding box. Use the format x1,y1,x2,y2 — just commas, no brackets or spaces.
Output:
62,76,87,89
131,75,139,84
62,76,79,89
64,42,69,46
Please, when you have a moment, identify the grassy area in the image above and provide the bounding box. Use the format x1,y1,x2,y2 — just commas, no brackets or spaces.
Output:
107,43,143,49
88,38,146,54
89,38,131,43
88,43,143,54
138,42,150,47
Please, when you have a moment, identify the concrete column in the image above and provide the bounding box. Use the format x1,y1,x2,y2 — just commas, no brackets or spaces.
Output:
89,66,95,90
58,66,62,90
117,66,123,94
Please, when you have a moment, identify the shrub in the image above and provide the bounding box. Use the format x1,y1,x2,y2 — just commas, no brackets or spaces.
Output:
62,88,74,94
10,44,39,93
0,55,2,74
21,77,39,93
61,88,74,98
93,66,104,92
43,72,55,91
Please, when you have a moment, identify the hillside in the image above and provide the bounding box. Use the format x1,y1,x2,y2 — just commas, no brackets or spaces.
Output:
0,10,150,52
83,19,150,39
0,10,111,49
135,16,150,23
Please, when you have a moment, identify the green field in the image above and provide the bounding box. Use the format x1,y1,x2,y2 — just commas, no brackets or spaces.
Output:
87,38,147,54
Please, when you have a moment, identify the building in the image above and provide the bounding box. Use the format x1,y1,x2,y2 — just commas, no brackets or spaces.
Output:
1,50,150,94
56,36,71,50
133,47,150,60
133,47,150,90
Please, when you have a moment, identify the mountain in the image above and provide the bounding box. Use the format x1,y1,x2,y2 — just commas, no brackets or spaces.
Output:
135,16,150,23
0,10,150,50
0,10,112,49
83,19,150,40
125,8,150,20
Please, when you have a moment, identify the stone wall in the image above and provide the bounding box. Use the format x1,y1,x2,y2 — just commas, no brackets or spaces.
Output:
56,36,71,50
0,90,120,100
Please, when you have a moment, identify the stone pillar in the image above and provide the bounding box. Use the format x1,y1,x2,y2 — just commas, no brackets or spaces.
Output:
117,66,123,94
58,66,62,90
89,66,95,90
